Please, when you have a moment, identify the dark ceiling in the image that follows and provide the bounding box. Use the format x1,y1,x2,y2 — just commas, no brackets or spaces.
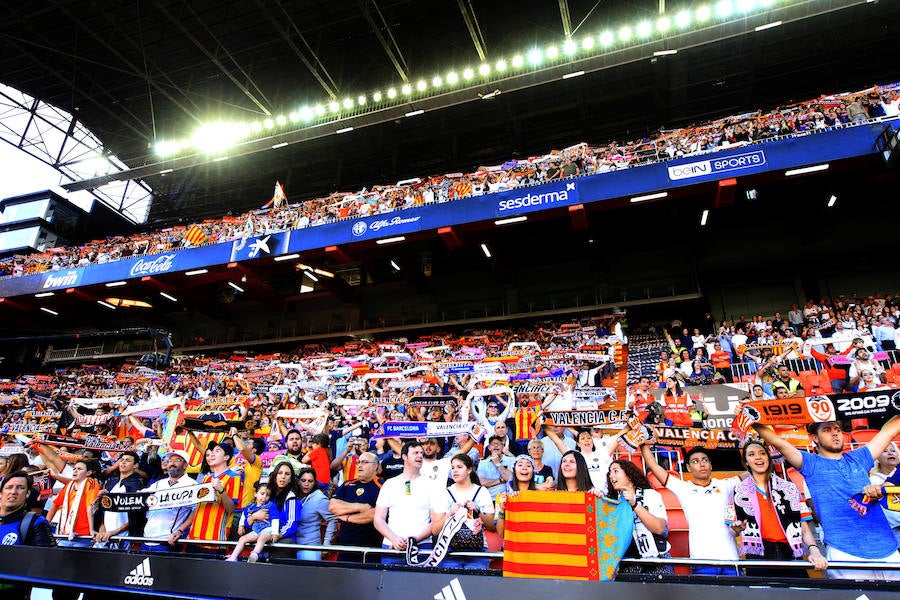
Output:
1,0,899,228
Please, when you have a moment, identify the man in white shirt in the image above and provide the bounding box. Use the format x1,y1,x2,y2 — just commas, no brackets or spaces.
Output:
374,441,434,564
141,451,195,552
641,443,742,575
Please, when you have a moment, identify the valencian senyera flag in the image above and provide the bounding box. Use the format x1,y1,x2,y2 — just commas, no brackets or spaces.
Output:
502,490,633,581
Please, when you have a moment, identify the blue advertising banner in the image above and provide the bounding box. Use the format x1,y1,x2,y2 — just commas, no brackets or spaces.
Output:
0,121,889,299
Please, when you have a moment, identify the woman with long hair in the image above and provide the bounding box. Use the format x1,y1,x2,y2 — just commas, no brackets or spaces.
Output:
729,441,827,576
544,428,618,493
495,454,538,540
662,376,692,427
294,466,337,561
430,453,495,569
557,450,594,493
244,459,302,561
606,459,673,575
46,458,102,547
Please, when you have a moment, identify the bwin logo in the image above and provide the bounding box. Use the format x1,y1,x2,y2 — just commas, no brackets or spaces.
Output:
124,557,154,587
433,577,467,600
42,271,78,289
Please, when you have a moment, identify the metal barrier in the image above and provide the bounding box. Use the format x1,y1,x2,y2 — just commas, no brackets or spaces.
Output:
50,534,900,573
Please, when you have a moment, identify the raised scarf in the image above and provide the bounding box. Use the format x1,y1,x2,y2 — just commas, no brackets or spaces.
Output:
732,474,804,558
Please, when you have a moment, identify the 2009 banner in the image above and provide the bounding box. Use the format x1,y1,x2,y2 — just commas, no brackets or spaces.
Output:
743,391,900,426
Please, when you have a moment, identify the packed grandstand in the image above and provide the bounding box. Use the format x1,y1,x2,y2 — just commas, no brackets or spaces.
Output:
1,82,897,278
0,299,898,585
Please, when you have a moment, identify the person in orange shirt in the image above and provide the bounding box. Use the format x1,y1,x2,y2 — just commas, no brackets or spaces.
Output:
661,376,693,427
710,342,733,383
47,458,103,548
302,433,333,492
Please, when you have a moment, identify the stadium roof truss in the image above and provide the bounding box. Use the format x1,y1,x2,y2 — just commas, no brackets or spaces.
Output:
0,82,153,223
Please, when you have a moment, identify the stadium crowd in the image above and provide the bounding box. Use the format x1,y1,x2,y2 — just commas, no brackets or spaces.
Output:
1,83,898,278
0,303,899,590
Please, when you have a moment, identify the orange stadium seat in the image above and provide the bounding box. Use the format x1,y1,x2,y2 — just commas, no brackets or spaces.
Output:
658,488,682,510
667,531,691,575
851,429,880,445
666,509,688,531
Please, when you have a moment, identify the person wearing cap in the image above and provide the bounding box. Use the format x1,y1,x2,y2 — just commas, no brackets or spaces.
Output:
641,441,743,575
179,441,243,552
143,450,195,552
754,415,900,580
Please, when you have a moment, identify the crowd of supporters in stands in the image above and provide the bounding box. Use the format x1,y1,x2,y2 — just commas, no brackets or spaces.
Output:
0,301,899,585
1,83,898,278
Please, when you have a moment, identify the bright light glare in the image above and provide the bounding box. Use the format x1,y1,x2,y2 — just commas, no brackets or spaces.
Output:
373,91,383,101
696,5,712,21
328,101,339,113
495,59,508,71
263,118,275,129
563,39,577,55
401,84,412,95
447,71,459,84
314,104,325,116
275,114,287,125
387,88,397,98
463,68,475,80
657,16,671,32
716,0,733,17
289,112,299,122
511,55,524,68
546,46,559,59
432,76,443,87
737,0,756,11
342,98,353,109
582,36,595,50
599,31,614,46
478,63,490,76
358,95,367,105
618,26,632,42
190,122,247,153
416,80,427,91
636,21,652,37
527,48,543,64
675,10,692,27
250,121,263,132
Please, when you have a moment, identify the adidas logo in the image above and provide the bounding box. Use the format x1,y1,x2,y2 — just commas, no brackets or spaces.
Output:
123,557,154,587
434,577,467,600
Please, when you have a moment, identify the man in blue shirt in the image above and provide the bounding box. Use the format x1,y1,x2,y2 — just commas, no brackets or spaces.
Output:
0,471,55,600
755,416,900,580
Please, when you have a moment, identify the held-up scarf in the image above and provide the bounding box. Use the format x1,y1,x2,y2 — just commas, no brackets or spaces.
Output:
731,474,805,558
58,478,101,536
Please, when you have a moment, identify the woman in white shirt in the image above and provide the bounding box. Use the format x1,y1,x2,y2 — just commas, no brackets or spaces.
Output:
607,459,673,575
430,453,496,569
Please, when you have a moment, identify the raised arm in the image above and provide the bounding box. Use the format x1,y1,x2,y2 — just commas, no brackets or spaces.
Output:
639,441,670,487
866,415,900,461
752,424,803,469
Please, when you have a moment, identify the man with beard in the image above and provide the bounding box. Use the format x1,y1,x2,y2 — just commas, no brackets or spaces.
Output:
142,450,195,552
755,417,900,580
418,436,474,487
374,441,433,564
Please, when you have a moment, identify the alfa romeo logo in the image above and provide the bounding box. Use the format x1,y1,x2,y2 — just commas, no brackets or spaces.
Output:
351,221,367,236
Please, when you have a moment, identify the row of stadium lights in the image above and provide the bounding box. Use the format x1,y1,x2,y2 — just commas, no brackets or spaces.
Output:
154,0,783,158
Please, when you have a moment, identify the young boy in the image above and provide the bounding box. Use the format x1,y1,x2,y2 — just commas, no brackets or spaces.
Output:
225,483,277,562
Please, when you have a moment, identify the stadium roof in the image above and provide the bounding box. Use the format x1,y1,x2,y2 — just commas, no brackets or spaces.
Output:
0,0,897,228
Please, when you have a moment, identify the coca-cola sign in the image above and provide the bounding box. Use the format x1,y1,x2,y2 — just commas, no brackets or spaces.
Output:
129,254,177,277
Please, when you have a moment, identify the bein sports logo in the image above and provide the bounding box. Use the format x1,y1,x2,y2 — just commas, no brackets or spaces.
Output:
667,150,766,181
129,254,177,277
123,557,154,587
497,182,575,212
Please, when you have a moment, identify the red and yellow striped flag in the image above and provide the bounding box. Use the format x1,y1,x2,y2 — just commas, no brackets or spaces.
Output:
183,224,207,246
502,490,633,581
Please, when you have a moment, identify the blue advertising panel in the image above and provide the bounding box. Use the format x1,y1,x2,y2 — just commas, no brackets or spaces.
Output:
0,121,889,299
